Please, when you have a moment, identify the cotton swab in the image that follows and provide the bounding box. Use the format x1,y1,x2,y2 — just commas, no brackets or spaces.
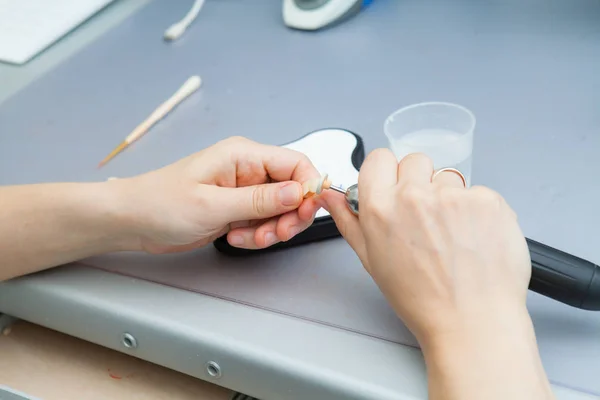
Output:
97,75,202,168
163,0,206,41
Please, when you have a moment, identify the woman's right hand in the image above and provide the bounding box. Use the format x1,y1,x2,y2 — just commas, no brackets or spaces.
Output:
320,149,531,342
320,149,554,400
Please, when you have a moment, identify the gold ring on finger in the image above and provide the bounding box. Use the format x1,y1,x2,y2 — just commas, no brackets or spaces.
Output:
431,167,467,188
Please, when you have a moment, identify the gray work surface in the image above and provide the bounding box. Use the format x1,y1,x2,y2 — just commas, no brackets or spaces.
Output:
1,0,600,399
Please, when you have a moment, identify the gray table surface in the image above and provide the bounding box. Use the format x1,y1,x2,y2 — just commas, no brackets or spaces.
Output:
1,0,600,398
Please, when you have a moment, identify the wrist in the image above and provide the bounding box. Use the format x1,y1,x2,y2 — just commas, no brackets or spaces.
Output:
419,306,553,399
415,297,530,349
420,305,544,384
77,180,142,253
420,304,535,359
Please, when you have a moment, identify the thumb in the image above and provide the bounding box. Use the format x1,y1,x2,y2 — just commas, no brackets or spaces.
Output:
220,181,303,221
318,191,368,265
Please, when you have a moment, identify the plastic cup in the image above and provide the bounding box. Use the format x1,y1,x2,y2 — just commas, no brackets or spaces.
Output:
384,102,476,186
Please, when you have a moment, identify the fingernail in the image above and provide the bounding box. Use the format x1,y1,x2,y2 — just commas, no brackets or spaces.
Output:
287,225,302,240
264,232,277,246
279,183,301,206
229,235,244,246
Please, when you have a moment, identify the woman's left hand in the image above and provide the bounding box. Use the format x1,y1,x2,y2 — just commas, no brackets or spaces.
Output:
111,136,321,253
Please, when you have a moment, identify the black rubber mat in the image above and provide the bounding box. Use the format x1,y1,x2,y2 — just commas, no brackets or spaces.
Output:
231,393,259,400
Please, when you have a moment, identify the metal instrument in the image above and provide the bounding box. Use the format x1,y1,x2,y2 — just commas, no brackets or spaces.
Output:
327,183,359,215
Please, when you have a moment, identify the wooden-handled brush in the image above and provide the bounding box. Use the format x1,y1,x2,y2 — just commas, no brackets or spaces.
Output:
98,75,202,168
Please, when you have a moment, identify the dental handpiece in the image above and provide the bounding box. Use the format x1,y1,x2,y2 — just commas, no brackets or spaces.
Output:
302,174,359,214
307,175,600,311
327,183,359,215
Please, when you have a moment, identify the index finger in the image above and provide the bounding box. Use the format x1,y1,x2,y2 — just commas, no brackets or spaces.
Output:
358,148,398,201
221,136,321,185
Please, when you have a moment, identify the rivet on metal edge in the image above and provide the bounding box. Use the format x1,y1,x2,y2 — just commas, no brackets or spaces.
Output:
206,361,222,378
122,333,137,349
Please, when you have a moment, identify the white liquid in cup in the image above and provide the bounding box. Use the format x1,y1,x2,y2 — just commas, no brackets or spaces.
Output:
390,128,473,186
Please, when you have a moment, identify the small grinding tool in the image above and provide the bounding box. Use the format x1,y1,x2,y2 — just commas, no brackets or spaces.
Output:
303,174,359,215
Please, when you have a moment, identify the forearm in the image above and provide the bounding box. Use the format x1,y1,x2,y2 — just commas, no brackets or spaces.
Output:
422,308,555,400
0,181,137,281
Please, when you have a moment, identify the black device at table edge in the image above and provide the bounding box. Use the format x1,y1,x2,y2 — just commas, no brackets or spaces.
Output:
214,129,600,311
527,238,600,310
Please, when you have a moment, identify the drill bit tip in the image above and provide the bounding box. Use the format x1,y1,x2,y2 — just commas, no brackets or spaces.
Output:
327,184,347,194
